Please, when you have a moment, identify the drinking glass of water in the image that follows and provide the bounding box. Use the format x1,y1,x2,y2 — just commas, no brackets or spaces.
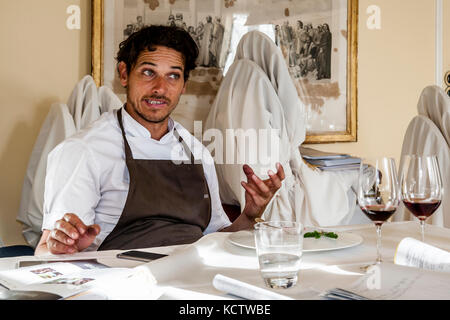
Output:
254,221,303,289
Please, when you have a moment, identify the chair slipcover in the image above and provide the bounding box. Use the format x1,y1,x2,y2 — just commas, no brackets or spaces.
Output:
17,76,122,247
98,85,124,114
204,31,358,226
394,115,450,227
66,75,101,130
17,103,76,247
416,85,450,148
235,31,306,147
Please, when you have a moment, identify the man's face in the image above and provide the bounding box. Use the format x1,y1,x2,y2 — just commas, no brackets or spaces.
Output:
119,46,186,126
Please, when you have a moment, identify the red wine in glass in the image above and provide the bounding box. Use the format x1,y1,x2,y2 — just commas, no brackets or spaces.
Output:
403,199,441,220
361,205,397,225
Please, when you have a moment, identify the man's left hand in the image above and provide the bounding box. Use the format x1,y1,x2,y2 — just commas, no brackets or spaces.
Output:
240,163,285,220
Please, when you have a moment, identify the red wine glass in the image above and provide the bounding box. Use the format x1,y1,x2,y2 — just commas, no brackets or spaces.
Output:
400,155,442,242
358,157,400,264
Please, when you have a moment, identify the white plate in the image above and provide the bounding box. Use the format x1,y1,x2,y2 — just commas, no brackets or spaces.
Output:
228,230,363,252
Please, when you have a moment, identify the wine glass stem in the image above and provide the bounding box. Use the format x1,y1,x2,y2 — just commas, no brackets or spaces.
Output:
375,224,382,264
420,219,425,242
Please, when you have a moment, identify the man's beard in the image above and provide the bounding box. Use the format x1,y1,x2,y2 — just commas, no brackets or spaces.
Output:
135,106,171,124
128,94,175,124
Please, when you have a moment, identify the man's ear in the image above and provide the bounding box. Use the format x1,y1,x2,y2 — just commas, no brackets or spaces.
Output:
181,82,187,94
118,62,128,88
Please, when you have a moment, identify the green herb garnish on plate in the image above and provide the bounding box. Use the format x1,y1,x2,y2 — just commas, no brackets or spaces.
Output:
304,230,338,239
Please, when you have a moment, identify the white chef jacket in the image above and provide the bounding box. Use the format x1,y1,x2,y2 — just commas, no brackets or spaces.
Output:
42,107,232,251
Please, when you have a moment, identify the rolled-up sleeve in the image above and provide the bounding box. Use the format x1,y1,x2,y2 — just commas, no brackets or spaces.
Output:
42,139,101,231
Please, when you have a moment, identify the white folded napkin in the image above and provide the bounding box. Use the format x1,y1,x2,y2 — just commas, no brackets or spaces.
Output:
212,274,294,300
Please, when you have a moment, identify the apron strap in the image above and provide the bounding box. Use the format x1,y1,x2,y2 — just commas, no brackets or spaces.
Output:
117,107,134,161
118,107,196,164
173,128,196,164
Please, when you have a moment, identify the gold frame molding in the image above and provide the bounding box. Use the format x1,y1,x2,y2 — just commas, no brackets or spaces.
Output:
91,0,358,144
306,0,358,143
91,0,103,88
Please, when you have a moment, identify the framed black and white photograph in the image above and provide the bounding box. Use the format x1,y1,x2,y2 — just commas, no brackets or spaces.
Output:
92,0,358,143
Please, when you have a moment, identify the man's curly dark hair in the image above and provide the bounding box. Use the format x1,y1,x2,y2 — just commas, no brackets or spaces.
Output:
116,25,199,81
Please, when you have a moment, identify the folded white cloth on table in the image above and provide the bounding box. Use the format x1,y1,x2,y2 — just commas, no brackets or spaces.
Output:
394,115,450,227
139,232,259,280
158,286,230,300
204,31,357,226
136,233,264,299
212,274,293,300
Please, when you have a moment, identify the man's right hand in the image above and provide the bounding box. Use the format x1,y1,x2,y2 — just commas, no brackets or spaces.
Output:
36,213,101,255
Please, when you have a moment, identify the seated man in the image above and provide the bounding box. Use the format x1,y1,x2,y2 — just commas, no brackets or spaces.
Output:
35,25,284,255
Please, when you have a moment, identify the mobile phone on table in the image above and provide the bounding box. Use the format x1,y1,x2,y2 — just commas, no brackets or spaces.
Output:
116,250,168,262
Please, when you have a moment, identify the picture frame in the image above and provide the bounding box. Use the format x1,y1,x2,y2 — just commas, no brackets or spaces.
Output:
91,0,358,144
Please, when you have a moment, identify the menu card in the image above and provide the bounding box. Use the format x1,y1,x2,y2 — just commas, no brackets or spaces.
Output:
0,260,160,300
394,237,450,273
341,238,450,300
344,262,450,300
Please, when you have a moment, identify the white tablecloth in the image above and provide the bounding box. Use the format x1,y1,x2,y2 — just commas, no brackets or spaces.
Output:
1,221,449,300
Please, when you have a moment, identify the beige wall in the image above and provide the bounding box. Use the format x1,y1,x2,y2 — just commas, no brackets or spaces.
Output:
0,0,91,245
311,0,438,161
0,0,447,245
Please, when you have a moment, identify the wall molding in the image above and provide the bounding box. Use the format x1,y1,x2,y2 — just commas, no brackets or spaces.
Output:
436,0,443,86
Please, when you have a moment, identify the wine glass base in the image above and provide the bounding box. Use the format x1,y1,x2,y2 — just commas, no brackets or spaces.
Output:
263,275,298,289
359,260,381,272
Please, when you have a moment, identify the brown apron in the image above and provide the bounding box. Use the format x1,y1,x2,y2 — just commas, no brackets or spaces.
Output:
98,108,211,250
